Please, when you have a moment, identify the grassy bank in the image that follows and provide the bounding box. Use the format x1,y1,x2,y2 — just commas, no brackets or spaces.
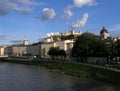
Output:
1,58,120,84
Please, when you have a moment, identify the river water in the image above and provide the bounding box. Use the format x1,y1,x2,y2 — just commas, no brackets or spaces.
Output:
0,62,119,91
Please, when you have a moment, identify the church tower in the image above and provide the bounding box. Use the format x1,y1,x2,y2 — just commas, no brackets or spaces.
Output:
23,38,28,46
100,27,109,40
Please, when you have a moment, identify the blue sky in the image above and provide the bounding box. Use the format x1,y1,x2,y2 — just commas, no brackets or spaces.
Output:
0,0,120,45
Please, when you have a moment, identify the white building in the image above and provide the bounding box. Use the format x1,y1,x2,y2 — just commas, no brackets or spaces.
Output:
26,42,55,58
40,42,55,58
4,45,27,57
64,30,81,36
112,37,120,42
43,32,61,43
23,38,29,46
0,46,6,56
55,40,74,55
100,27,109,40
26,44,41,56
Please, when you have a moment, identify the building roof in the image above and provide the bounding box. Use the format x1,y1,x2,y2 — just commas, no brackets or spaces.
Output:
100,27,108,34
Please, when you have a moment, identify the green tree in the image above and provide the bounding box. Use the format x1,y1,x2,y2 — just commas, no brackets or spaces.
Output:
48,47,66,60
58,49,66,60
114,40,120,57
61,35,75,40
72,32,109,60
48,47,60,59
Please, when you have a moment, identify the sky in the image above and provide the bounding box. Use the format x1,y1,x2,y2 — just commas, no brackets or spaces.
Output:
0,0,120,45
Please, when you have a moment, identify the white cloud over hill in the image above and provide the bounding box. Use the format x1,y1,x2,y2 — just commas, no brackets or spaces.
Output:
71,13,89,28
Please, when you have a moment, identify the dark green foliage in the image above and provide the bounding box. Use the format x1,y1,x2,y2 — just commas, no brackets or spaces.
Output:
48,47,66,59
108,40,120,59
72,32,110,57
61,35,75,40
114,40,120,56
48,47,59,59
58,49,66,56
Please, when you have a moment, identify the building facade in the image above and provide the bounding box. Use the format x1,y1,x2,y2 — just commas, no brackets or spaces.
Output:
5,45,27,57
0,46,6,56
40,42,55,58
23,38,29,46
55,40,74,56
64,30,81,36
26,44,41,57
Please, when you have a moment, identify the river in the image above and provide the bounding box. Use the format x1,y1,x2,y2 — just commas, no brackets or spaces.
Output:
0,62,119,91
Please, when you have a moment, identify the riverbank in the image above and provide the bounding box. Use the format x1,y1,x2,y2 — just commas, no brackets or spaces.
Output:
1,58,120,85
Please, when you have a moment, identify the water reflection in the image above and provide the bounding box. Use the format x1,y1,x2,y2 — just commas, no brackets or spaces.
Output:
0,62,119,91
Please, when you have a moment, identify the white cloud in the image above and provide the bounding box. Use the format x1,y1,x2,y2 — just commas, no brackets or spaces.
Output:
73,0,97,7
8,2,32,14
13,0,43,6
64,5,74,18
71,13,89,28
0,0,43,16
41,8,56,21
63,0,97,19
